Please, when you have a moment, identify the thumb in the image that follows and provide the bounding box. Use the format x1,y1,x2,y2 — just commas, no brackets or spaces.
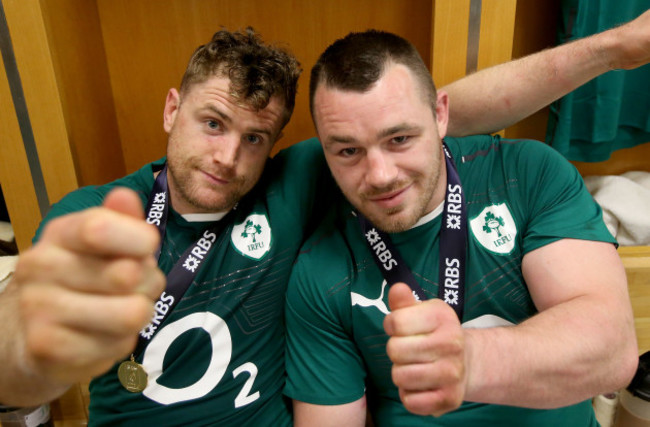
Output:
388,282,419,312
103,187,146,219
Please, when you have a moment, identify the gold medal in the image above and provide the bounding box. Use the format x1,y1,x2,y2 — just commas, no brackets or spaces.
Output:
117,354,148,393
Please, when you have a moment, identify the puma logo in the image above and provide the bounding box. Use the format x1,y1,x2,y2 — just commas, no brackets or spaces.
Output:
351,280,389,315
351,280,516,328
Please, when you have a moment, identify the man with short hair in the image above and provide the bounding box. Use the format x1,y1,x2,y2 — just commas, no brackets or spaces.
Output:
284,27,641,426
2,10,649,426
4,28,331,426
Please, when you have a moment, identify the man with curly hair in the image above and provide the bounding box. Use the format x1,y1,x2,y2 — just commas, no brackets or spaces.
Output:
3,10,650,425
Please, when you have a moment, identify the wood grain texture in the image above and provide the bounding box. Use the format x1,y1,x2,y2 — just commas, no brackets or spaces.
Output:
2,0,78,204
39,0,125,187
476,0,517,71
96,0,433,169
0,52,41,250
431,0,470,87
621,246,650,353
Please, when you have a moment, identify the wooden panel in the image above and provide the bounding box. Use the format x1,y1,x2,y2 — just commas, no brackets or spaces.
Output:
476,0,517,71
0,51,41,251
39,0,125,187
627,280,648,354
622,246,650,354
96,0,433,170
431,0,471,88
619,246,650,273
499,0,561,141
50,381,89,425
431,0,517,89
2,0,78,204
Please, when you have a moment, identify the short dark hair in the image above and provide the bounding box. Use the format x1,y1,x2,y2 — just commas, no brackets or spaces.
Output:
181,27,301,128
309,30,436,118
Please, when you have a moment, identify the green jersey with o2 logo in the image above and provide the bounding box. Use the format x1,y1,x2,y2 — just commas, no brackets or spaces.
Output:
34,138,332,426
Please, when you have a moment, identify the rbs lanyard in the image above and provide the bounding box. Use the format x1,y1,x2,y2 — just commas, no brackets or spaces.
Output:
357,143,467,320
133,164,235,357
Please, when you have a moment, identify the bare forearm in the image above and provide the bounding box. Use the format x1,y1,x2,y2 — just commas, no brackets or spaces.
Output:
0,284,71,406
293,398,367,427
463,298,638,408
444,9,650,136
444,37,609,136
0,359,71,407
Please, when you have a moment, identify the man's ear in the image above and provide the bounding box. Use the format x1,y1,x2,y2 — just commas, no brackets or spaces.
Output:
163,88,181,133
434,90,449,139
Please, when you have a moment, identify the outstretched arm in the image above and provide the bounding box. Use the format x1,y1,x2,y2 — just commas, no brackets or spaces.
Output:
443,8,650,136
0,188,165,406
465,239,637,407
384,239,638,416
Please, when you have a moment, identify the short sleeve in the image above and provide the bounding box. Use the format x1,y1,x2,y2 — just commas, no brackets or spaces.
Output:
284,237,367,405
515,140,616,253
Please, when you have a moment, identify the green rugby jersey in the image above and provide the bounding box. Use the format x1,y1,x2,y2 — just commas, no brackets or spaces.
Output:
34,138,333,426
285,135,614,426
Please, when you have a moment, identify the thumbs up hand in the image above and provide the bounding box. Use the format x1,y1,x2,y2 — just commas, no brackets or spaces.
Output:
383,283,467,417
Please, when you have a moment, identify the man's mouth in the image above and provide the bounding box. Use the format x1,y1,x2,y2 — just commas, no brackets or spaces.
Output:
201,169,231,185
365,184,411,209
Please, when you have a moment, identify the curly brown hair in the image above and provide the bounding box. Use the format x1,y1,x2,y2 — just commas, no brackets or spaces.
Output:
180,27,301,129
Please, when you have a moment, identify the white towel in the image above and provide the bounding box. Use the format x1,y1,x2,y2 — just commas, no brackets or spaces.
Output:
584,171,650,246
0,255,18,293
0,221,14,243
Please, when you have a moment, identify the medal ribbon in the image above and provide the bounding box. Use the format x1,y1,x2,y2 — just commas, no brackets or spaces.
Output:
132,164,236,357
357,142,467,320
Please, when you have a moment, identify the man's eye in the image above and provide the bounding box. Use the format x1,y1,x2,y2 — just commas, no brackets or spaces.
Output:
245,134,262,145
340,147,357,157
207,120,220,130
392,135,408,144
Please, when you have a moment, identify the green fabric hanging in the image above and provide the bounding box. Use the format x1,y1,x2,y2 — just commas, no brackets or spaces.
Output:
546,0,650,162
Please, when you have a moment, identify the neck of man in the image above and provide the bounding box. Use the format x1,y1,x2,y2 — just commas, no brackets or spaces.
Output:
410,200,445,229
408,146,449,228
158,170,230,220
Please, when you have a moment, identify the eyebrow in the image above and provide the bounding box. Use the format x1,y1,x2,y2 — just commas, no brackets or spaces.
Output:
325,135,356,145
323,122,422,147
377,123,421,139
202,104,232,123
202,104,274,136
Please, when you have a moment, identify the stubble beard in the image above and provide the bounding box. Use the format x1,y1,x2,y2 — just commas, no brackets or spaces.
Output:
168,163,243,213
166,148,247,213
358,189,432,233
353,151,443,234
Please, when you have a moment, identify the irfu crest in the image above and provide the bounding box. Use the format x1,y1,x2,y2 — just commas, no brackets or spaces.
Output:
482,211,506,237
241,220,263,243
231,214,272,260
469,204,517,255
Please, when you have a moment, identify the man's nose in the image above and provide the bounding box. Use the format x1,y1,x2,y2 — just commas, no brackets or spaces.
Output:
365,149,397,188
213,134,239,169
